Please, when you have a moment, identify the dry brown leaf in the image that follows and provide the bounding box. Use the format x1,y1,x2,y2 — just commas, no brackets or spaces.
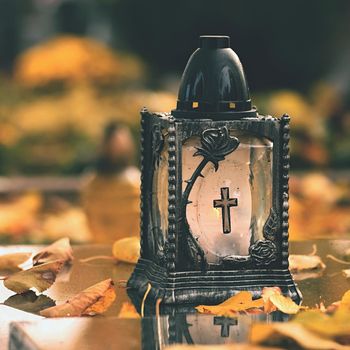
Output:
33,237,73,265
118,302,140,318
40,278,116,317
289,254,326,272
112,237,140,264
4,260,64,293
0,252,32,273
251,322,350,350
269,293,300,314
196,291,264,316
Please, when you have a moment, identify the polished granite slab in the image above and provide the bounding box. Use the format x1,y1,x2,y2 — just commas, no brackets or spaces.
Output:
1,240,350,349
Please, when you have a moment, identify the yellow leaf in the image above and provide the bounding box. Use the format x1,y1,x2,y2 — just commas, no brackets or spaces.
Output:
118,302,140,319
4,260,64,293
294,309,350,338
340,290,350,307
269,293,300,314
33,237,73,265
261,287,281,313
40,278,116,317
0,252,32,273
251,322,350,350
112,237,140,264
249,323,277,345
196,291,264,316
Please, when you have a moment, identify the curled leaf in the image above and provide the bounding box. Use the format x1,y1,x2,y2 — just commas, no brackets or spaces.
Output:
289,254,325,272
4,291,55,314
118,302,140,319
269,294,300,314
33,237,73,266
4,260,64,294
112,237,140,264
0,252,32,273
262,287,282,313
40,278,116,317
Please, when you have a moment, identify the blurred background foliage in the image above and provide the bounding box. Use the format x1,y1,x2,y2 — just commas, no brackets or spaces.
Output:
0,0,349,243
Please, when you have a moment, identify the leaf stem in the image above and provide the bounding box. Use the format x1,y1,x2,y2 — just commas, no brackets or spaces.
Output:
79,256,115,263
308,244,317,256
141,283,151,317
326,254,350,265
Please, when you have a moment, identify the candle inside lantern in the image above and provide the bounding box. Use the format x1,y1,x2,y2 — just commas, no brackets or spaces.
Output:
182,131,272,264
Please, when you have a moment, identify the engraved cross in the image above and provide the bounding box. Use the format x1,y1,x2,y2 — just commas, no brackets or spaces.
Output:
213,187,238,234
213,316,238,337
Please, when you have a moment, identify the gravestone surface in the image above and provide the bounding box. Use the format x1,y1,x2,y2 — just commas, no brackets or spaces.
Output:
1,240,350,349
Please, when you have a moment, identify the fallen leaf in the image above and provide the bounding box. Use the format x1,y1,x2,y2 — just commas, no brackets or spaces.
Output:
292,270,325,281
269,293,300,314
0,252,32,273
196,291,264,316
33,237,73,265
262,287,281,313
326,290,350,314
342,269,350,279
251,322,350,350
3,260,64,293
340,290,350,307
4,291,55,314
289,254,325,272
40,278,116,317
112,237,140,264
293,309,350,338
118,302,140,318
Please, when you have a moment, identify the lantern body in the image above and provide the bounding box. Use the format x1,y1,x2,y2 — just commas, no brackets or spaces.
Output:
128,111,300,304
128,36,300,305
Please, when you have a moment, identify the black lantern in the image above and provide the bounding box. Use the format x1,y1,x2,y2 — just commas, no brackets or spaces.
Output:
128,35,301,305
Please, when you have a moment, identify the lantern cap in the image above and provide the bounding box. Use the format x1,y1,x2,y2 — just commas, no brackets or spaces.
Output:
173,35,257,119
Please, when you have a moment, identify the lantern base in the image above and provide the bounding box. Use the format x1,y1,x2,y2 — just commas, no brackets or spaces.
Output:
127,258,301,306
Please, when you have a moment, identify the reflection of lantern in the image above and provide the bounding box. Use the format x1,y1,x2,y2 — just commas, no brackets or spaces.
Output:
142,313,290,348
128,35,301,304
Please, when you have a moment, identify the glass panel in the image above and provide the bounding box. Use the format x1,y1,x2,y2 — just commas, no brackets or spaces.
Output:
152,132,169,239
182,131,272,264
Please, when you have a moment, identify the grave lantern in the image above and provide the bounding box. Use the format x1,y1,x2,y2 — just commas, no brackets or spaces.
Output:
128,35,301,305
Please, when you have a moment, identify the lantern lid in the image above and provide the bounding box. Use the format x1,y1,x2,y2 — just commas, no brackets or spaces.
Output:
172,35,257,119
